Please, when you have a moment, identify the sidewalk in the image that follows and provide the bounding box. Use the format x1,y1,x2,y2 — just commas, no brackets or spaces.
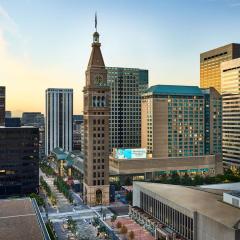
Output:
41,172,72,212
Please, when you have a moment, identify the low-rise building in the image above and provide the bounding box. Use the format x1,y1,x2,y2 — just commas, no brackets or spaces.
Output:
49,147,84,180
109,148,222,184
132,181,240,240
0,198,50,240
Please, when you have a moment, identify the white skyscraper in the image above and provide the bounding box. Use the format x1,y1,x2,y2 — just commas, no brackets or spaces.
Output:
45,88,73,155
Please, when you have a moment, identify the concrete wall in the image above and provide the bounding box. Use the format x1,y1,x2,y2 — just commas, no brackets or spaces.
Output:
133,182,141,207
141,99,148,150
197,213,237,240
153,98,168,158
109,154,221,176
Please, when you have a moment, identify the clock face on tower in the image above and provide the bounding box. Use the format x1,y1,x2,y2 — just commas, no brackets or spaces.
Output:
94,74,104,86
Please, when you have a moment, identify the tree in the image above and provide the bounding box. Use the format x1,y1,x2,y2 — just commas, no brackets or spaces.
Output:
128,230,135,240
181,173,193,186
169,173,181,185
124,177,132,186
29,193,45,206
126,191,133,205
92,217,100,227
193,174,204,185
160,174,168,183
116,221,122,230
111,214,117,226
120,225,128,236
204,175,215,184
67,217,77,234
98,225,106,233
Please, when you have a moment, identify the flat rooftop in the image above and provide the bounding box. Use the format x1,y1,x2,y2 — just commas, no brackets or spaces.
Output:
134,182,240,229
0,198,45,240
200,182,240,191
144,85,203,96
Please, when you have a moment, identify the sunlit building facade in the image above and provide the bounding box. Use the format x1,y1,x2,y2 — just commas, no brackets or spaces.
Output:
142,85,205,158
142,85,222,158
200,43,240,93
221,58,240,166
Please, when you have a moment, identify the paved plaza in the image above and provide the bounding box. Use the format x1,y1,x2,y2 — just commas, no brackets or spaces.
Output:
106,217,155,240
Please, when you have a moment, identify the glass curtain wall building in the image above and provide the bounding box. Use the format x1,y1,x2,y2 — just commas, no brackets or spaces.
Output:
221,58,240,166
107,67,148,152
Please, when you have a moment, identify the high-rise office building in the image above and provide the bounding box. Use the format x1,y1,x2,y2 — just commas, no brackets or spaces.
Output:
0,126,39,196
201,87,222,155
22,112,45,159
0,86,5,126
142,85,222,158
221,58,240,167
21,112,44,127
83,27,110,206
73,115,83,151
5,111,11,118
106,68,148,151
45,88,73,155
200,43,240,93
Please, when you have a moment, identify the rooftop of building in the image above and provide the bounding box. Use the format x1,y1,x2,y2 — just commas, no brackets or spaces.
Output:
45,88,73,92
221,57,240,70
0,198,49,240
228,191,240,198
134,181,240,229
200,182,240,191
0,126,36,129
106,67,148,71
51,147,68,160
200,43,240,56
50,147,84,170
144,85,203,96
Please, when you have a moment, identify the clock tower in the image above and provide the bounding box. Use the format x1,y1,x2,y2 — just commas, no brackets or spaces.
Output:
83,21,110,206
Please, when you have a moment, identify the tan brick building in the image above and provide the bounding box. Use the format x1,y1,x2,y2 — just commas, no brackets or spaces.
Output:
141,85,222,158
83,29,110,206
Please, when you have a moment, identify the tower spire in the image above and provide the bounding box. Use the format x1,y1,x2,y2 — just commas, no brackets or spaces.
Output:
93,12,99,44
95,12,97,32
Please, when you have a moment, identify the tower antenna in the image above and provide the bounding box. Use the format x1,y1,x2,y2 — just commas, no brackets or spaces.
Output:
95,12,97,32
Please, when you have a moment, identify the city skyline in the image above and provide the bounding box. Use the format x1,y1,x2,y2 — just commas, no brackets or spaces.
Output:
1,0,240,116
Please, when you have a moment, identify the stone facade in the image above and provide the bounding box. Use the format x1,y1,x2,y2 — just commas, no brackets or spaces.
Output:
83,30,110,206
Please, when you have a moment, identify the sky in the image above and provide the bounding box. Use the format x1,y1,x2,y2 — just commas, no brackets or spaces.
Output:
0,0,240,116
